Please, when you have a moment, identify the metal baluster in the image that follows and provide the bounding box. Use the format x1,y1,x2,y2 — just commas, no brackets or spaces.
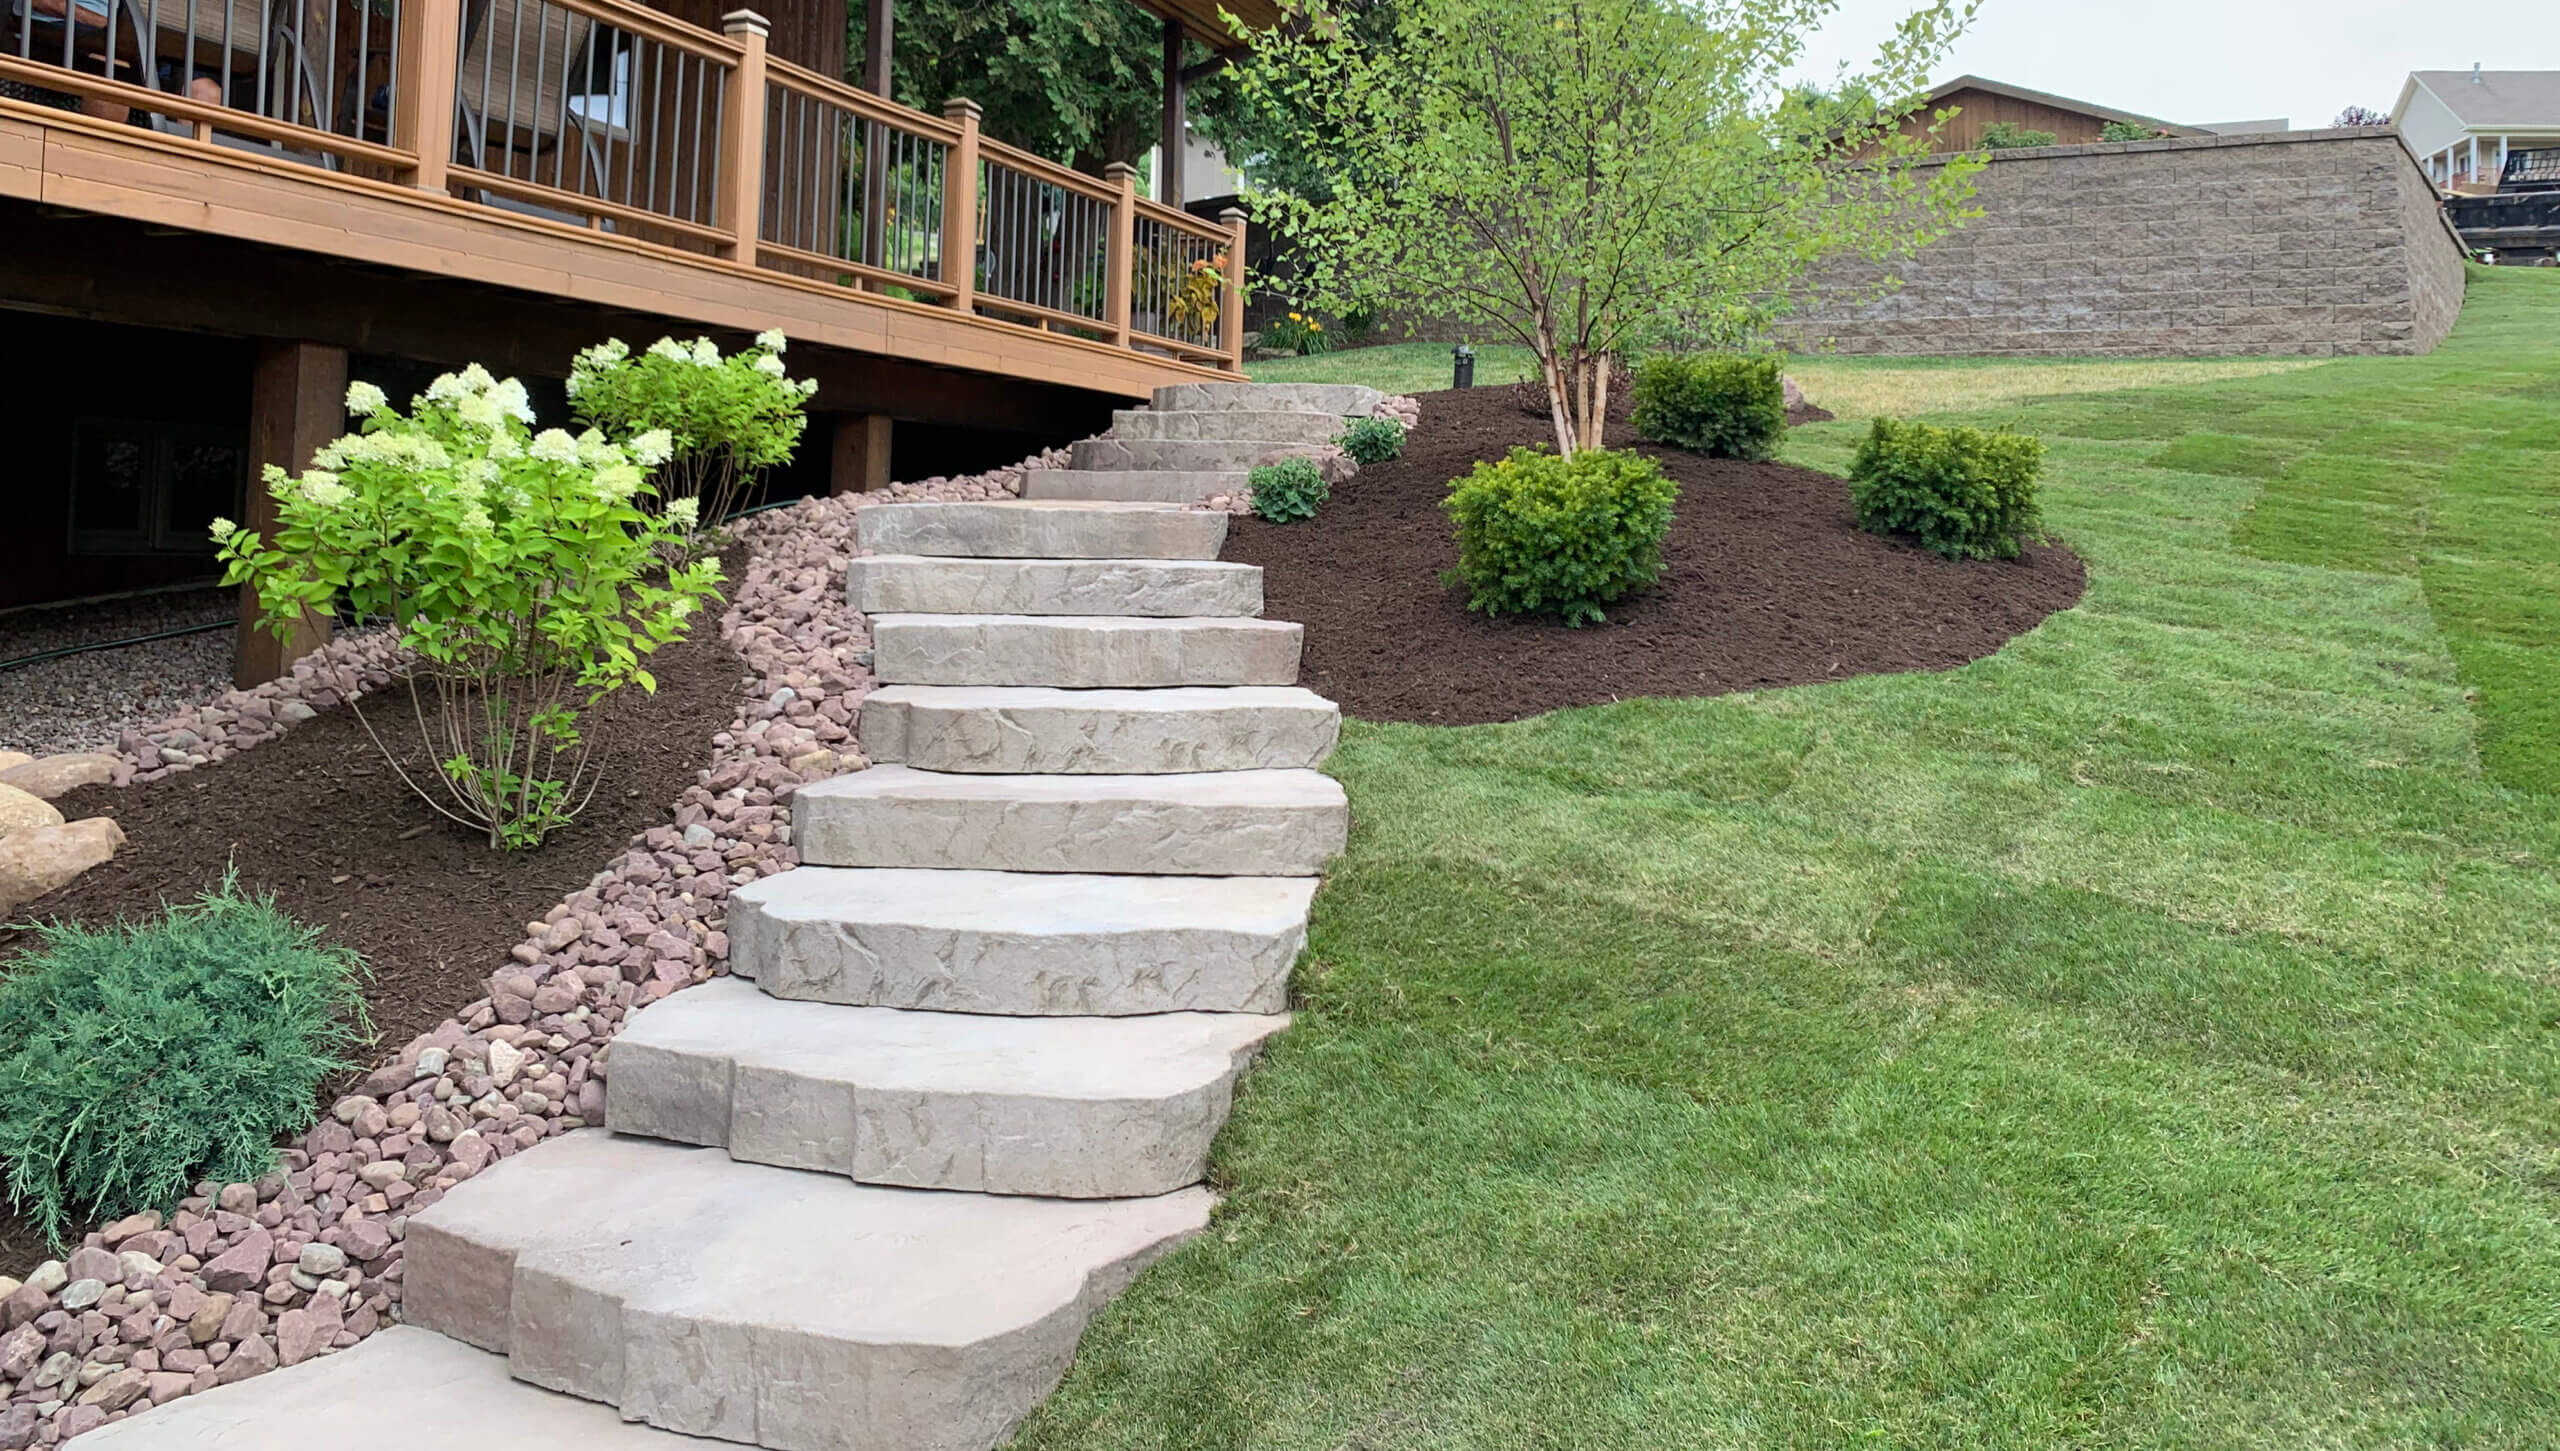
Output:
642,42,662,214
550,1,575,192
700,57,719,225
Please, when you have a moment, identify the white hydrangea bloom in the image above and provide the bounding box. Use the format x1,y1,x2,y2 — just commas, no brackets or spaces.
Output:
455,394,503,430
798,377,820,398
664,496,701,531
489,377,536,424
423,372,469,404
755,328,787,353
456,363,497,393
753,353,787,379
575,429,624,468
457,503,494,534
689,338,720,366
592,463,645,502
628,429,675,467
487,430,520,460
646,337,693,363
209,516,237,541
345,381,389,417
312,440,350,471
298,472,352,508
576,338,630,369
262,463,295,495
528,429,582,464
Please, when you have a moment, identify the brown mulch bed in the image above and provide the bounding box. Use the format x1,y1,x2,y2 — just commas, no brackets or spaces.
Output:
1224,387,2083,724
0,594,743,1266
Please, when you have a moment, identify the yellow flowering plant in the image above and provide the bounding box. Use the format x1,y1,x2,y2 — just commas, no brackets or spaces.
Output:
1261,309,1334,356
214,365,722,850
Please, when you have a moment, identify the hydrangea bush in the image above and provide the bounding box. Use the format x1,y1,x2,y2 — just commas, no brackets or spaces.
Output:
567,330,817,535
216,364,723,849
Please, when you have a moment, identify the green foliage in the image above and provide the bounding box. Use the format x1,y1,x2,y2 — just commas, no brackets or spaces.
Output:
0,877,369,1248
1336,415,1406,465
1630,354,1787,460
1260,310,1334,356
567,332,816,533
1442,447,1677,625
1848,417,2048,560
2099,120,2163,142
1241,0,1980,456
1249,458,1329,523
1980,120,2060,149
217,365,723,849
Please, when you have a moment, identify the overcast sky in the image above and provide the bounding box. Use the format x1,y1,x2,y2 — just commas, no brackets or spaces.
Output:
1786,0,2560,131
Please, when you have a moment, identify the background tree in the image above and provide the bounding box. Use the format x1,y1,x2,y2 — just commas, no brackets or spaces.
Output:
1242,0,1982,456
2332,104,2392,128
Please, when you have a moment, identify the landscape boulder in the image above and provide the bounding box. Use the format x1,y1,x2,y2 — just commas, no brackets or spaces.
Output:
0,817,125,914
0,783,63,839
0,752,120,800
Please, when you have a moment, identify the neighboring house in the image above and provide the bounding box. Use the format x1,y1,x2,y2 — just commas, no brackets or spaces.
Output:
2394,67,2560,191
1888,75,2207,151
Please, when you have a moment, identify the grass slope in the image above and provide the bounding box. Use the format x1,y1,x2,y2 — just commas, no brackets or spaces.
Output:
1027,268,2560,1449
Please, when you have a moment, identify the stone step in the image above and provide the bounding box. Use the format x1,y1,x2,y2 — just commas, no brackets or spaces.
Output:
729,866,1313,1016
859,685,1339,774
870,613,1301,688
77,1328,718,1450
404,1132,1211,1451
791,765,1348,876
847,556,1263,618
854,500,1226,560
1016,468,1247,505
609,977,1288,1198
1110,407,1344,443
1152,381,1383,416
1069,438,1326,474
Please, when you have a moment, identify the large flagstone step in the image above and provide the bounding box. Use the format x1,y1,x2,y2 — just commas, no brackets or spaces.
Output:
870,613,1301,687
1153,381,1383,415
729,867,1312,1016
859,684,1338,774
77,1329,718,1449
1069,438,1325,474
792,765,1347,876
608,977,1287,1197
847,555,1263,618
854,500,1226,560
1110,407,1344,443
404,1133,1210,1451
1016,468,1247,504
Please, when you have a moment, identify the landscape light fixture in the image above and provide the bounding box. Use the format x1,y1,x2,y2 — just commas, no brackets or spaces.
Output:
1452,345,1476,389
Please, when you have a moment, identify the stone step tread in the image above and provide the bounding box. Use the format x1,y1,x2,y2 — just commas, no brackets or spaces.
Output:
1017,469,1248,505
790,765,1348,876
869,613,1303,688
854,500,1227,560
1069,439,1328,473
730,866,1314,1016
859,684,1340,774
847,555,1263,618
405,1133,1212,1451
1110,408,1348,442
1152,381,1383,414
77,1329,718,1449
609,977,1288,1196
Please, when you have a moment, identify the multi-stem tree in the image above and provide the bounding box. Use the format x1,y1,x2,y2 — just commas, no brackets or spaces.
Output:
1242,0,1985,456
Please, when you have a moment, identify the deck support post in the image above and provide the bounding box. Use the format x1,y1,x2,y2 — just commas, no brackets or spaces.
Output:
831,414,895,495
1105,161,1137,347
238,342,346,688
1159,18,1186,206
393,0,461,193
1219,206,1248,373
941,98,981,314
719,11,772,261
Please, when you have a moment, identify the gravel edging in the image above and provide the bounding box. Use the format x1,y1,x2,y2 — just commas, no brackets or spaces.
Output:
0,458,1029,1447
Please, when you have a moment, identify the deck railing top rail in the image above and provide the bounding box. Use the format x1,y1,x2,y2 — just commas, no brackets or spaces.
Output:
1,0,1245,375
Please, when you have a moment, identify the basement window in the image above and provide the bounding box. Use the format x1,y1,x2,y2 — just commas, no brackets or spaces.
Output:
69,420,248,555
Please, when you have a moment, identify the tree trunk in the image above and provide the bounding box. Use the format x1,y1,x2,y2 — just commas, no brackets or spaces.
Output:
1584,352,1612,453
1534,323,1576,459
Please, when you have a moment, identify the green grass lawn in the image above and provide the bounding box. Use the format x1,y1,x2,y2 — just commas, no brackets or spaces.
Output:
1028,268,2560,1449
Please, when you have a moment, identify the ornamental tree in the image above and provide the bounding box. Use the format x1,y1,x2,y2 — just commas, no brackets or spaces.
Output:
1240,0,1983,455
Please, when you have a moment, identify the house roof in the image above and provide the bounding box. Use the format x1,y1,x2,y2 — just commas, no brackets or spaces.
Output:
1919,74,2205,137
1124,0,1281,50
2399,71,2560,129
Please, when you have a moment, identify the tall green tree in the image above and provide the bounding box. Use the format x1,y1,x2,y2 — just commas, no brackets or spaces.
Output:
1243,0,1984,455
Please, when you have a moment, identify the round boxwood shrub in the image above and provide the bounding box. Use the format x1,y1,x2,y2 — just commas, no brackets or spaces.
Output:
0,877,370,1246
1629,353,1786,461
1442,447,1678,626
1249,458,1330,523
1335,416,1406,465
1847,417,2048,560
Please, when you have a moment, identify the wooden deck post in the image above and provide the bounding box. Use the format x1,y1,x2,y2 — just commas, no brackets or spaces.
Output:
831,413,895,494
393,0,461,193
1105,161,1137,347
1159,17,1186,206
238,342,346,688
719,12,772,262
1220,206,1248,373
941,99,981,314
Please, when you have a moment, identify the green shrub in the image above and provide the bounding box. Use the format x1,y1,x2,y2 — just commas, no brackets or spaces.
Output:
1980,121,2058,150
1629,354,1787,460
1847,418,2049,561
1250,458,1330,523
0,877,369,1248
1442,447,1677,626
1260,311,1334,356
567,332,817,534
1336,415,1406,464
2100,121,2163,142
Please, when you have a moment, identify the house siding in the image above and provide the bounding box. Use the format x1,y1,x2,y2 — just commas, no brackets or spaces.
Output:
2395,81,2469,160
1775,129,2469,359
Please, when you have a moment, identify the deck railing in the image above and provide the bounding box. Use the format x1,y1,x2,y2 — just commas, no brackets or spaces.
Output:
2,0,1246,371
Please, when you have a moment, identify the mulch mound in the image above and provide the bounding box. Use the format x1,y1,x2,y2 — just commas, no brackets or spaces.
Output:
1224,387,2082,724
0,596,742,1267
